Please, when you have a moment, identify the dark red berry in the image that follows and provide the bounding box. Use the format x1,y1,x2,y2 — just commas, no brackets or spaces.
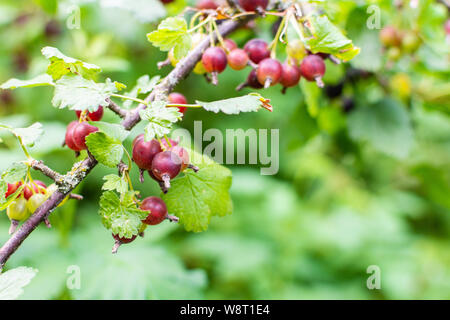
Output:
23,180,46,200
160,0,174,4
244,39,270,64
5,182,22,198
280,63,301,88
132,136,162,171
75,106,104,121
256,58,283,88
140,196,168,225
202,47,227,73
151,151,182,191
223,39,237,52
247,69,264,89
112,233,137,253
196,0,218,10
300,55,326,87
44,20,61,38
168,146,189,171
132,134,145,147
168,92,187,114
238,0,268,12
227,49,249,70
65,121,82,151
72,122,98,150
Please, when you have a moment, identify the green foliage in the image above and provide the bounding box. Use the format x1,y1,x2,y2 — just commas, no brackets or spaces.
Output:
0,267,37,300
0,74,54,90
196,94,270,114
85,132,124,168
139,101,182,140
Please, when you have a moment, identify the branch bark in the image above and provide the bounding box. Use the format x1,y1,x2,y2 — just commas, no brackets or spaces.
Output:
0,16,252,271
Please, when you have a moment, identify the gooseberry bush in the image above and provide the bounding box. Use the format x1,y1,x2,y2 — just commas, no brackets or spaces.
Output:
0,0,363,267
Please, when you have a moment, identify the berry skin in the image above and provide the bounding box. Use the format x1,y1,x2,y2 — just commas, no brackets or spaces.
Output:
300,55,326,87
223,39,237,52
160,0,174,4
65,121,83,151
256,58,283,88
7,197,29,222
387,47,402,61
379,26,402,47
401,32,421,53
196,0,218,10
75,106,104,121
26,193,47,213
5,182,22,198
160,138,178,149
168,92,188,114
140,196,168,225
247,69,264,89
23,181,46,200
202,47,227,73
286,39,307,60
72,122,98,150
446,19,450,35
168,146,190,171
280,63,301,88
151,151,182,190
238,0,268,12
132,136,162,171
227,49,249,71
112,233,137,253
244,39,270,64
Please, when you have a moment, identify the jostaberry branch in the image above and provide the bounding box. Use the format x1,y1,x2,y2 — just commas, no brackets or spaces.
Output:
30,159,63,182
0,15,253,271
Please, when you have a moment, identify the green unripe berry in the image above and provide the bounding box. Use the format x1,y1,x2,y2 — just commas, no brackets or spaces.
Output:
26,193,47,214
7,197,29,221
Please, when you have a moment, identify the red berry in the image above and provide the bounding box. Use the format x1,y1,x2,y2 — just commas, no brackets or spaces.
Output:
132,137,162,171
132,134,145,147
379,26,402,47
168,92,188,114
223,39,237,52
140,196,168,225
256,58,283,88
227,49,249,70
247,69,264,89
5,182,22,198
202,47,227,73
160,0,174,4
244,39,270,64
151,151,182,190
238,0,268,11
168,146,190,171
445,19,450,35
72,122,98,150
300,54,326,87
196,0,218,10
23,180,46,200
65,121,83,151
75,106,104,121
280,63,301,88
160,138,178,149
113,234,136,244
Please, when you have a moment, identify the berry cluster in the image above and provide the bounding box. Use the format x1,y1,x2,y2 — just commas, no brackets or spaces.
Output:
65,107,103,154
379,26,422,61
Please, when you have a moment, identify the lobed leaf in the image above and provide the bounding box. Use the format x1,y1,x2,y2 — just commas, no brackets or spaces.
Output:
0,74,54,90
196,93,272,114
85,132,124,168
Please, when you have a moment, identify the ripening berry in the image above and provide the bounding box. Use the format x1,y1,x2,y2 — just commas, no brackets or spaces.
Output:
227,49,249,70
379,26,402,47
5,182,22,198
300,54,326,87
401,31,421,53
23,181,46,200
244,39,270,64
280,63,301,88
160,138,178,149
72,122,98,150
7,197,29,222
286,39,307,60
238,0,268,12
151,151,182,190
168,145,190,171
256,58,283,88
140,196,168,225
247,69,264,89
112,233,137,253
223,39,237,52
202,47,227,73
75,106,104,121
132,136,163,171
26,193,47,214
168,92,188,114
65,121,83,151
196,0,218,10
387,46,402,61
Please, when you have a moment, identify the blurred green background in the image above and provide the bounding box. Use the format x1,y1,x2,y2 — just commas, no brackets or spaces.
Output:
0,0,449,299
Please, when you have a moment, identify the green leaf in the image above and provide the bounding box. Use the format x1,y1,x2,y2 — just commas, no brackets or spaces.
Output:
139,101,182,141
300,80,321,117
99,191,147,238
161,149,232,232
196,93,272,114
85,132,123,168
0,180,7,206
123,75,160,109
305,15,360,61
90,121,130,142
2,162,27,184
348,99,414,159
147,17,191,60
11,122,44,147
41,46,101,80
0,74,54,90
102,174,128,195
0,267,38,300
52,74,116,112
100,0,166,23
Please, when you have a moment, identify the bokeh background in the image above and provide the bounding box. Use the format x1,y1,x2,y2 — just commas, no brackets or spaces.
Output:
0,0,449,299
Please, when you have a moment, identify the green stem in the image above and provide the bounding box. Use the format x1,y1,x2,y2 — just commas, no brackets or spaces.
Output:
211,19,226,51
17,136,32,160
166,103,202,108
188,16,211,33
269,11,289,58
111,94,148,106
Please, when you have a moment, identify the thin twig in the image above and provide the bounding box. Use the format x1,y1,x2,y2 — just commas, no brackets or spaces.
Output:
106,98,128,118
30,160,63,182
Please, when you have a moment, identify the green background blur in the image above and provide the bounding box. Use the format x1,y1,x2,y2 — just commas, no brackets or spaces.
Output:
0,0,449,299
